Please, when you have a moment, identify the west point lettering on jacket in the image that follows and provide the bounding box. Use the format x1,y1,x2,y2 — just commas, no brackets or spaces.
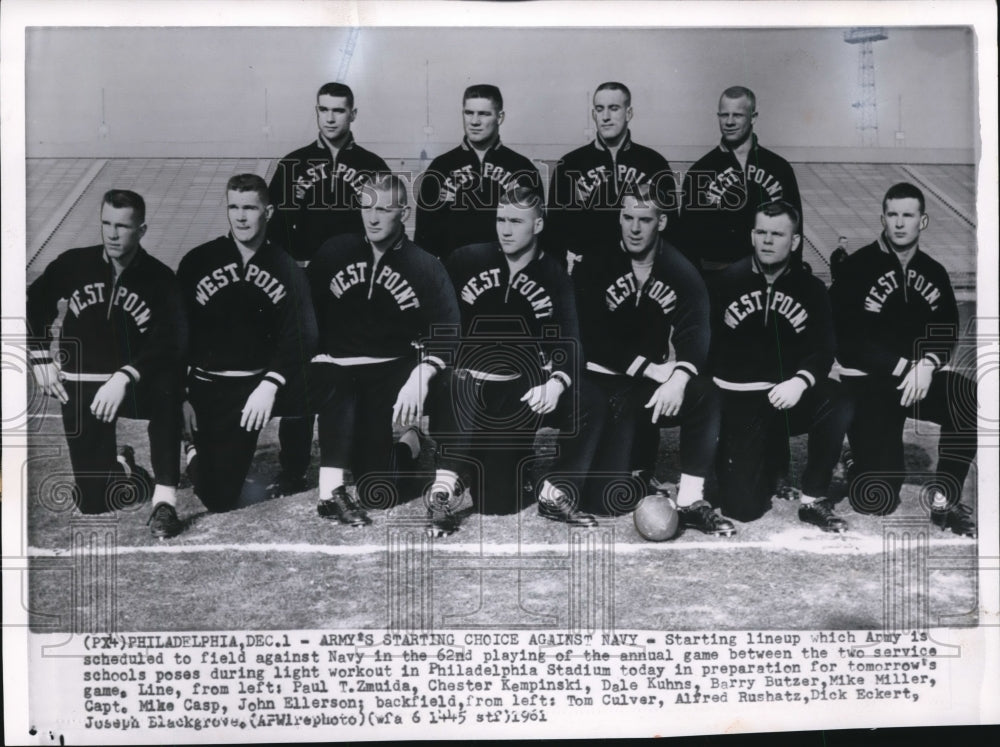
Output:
193,262,287,306
723,289,809,333
705,164,785,208
460,269,554,320
574,164,652,203
293,161,372,201
604,273,678,315
863,269,942,313
439,163,521,203
67,282,153,331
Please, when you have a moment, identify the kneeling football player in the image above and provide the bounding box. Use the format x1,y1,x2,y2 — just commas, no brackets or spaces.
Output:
572,183,731,535
442,183,598,534
307,173,464,528
177,174,318,516
28,190,186,537
710,200,852,530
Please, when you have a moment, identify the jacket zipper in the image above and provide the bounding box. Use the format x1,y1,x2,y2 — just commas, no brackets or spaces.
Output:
106,263,122,320
763,281,774,327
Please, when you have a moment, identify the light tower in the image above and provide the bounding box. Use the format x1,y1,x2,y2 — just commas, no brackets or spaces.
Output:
844,27,889,147
336,27,360,82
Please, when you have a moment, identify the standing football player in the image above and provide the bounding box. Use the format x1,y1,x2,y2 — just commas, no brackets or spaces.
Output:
571,183,732,535
710,200,852,529
177,174,317,517
308,173,463,528
268,82,389,495
416,84,542,261
27,190,186,538
673,86,801,275
547,82,677,272
830,182,977,536
441,183,598,535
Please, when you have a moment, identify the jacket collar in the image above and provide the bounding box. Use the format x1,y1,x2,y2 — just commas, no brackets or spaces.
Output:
365,232,406,255
877,231,921,258
595,129,633,153
718,132,759,155
750,252,794,280
618,236,663,261
316,131,356,152
461,136,502,155
102,245,146,272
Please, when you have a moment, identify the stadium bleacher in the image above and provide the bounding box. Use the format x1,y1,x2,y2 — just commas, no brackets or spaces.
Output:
26,158,977,292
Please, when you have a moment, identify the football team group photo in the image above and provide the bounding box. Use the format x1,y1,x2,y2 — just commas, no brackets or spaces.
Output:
20,24,983,631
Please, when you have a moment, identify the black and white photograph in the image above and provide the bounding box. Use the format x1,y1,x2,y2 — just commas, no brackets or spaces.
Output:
2,0,997,742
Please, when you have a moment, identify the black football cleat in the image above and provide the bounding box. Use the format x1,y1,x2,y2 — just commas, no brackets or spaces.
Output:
269,471,309,497
931,503,977,538
317,486,372,527
147,503,183,539
775,484,801,501
426,488,462,538
678,501,737,537
798,500,848,533
117,445,138,473
537,490,598,527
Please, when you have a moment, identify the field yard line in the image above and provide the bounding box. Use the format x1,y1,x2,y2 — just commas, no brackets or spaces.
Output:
27,532,974,558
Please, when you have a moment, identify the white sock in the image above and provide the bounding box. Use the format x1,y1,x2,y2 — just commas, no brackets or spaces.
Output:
676,474,704,508
539,479,563,504
800,494,818,505
116,456,132,478
184,443,197,466
433,469,460,495
930,490,948,509
319,467,345,499
152,484,177,508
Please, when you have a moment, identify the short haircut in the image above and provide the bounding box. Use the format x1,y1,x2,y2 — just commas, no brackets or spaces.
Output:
463,84,503,111
882,182,926,214
621,182,666,215
838,235,848,241
226,173,271,206
720,85,756,113
498,182,544,218
595,81,631,107
102,189,146,224
755,199,802,235
317,81,354,109
365,172,409,208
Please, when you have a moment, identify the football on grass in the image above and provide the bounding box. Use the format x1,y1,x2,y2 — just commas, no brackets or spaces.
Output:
633,493,679,541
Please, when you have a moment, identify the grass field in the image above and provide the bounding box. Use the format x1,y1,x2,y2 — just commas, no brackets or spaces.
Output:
23,379,979,633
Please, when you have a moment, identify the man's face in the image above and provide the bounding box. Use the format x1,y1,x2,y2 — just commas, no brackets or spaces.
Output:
227,190,273,246
717,95,756,146
592,88,632,143
837,237,848,250
361,186,409,245
620,196,667,255
751,211,800,266
496,201,542,256
881,197,928,251
316,94,356,144
463,97,503,146
101,204,146,261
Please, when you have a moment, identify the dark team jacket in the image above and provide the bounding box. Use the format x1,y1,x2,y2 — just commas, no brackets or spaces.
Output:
177,235,317,388
415,138,542,261
267,133,388,262
829,235,959,379
709,256,834,390
673,135,801,268
307,233,460,368
27,245,185,384
546,130,677,266
573,238,709,381
445,242,580,387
